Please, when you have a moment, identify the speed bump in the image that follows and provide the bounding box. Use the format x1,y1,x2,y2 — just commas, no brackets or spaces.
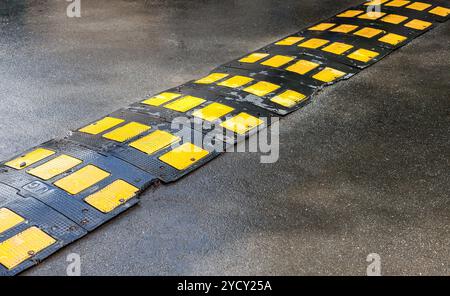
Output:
0,0,448,275
0,140,156,231
0,183,86,276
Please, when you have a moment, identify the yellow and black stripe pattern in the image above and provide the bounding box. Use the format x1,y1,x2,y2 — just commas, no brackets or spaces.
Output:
0,0,448,275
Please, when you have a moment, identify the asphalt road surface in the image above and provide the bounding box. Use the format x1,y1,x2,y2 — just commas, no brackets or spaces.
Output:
0,0,449,275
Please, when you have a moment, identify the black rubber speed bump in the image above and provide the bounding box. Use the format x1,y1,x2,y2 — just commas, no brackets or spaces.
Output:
0,182,87,276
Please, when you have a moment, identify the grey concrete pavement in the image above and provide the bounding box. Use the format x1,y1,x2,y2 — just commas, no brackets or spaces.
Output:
0,0,449,275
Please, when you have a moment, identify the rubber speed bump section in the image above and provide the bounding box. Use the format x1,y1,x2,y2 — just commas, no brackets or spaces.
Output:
102,122,151,143
159,143,209,171
0,208,24,234
312,67,347,83
84,180,139,213
0,227,56,270
0,140,156,231
142,92,181,106
270,90,307,108
219,112,264,136
4,148,55,170
78,117,124,135
129,130,181,155
0,183,86,276
54,165,110,195
194,73,229,84
27,155,82,181
366,0,450,22
191,102,235,122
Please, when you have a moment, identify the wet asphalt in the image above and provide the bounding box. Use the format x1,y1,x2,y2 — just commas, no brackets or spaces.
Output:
0,0,449,275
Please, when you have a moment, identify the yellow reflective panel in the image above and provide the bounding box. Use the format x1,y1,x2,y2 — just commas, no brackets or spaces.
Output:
219,112,263,135
404,19,432,30
337,10,364,17
141,92,181,106
5,148,55,170
78,117,124,135
103,122,151,143
84,180,139,213
286,60,320,75
163,96,206,112
347,49,380,62
239,53,269,63
0,227,56,270
378,33,408,45
322,42,354,55
0,208,24,235
298,38,330,49
330,24,359,33
358,12,387,20
406,2,431,11
364,0,389,5
159,143,209,171
353,27,384,38
217,76,254,88
192,102,234,122
308,23,336,31
386,0,411,7
381,14,409,24
429,6,450,17
313,67,346,82
243,81,280,97
27,155,82,181
275,36,304,45
129,130,180,155
261,55,295,67
195,73,229,84
54,165,110,195
270,90,307,108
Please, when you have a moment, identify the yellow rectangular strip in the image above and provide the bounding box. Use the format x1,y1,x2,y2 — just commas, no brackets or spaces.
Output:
270,90,307,108
358,12,386,20
102,122,151,143
0,227,56,270
364,0,389,5
217,76,254,88
429,6,450,17
378,33,407,45
159,143,209,170
406,2,431,11
84,180,139,213
261,55,295,67
286,60,319,75
354,27,384,38
195,73,229,84
163,96,206,112
308,23,336,31
313,67,346,83
275,36,304,45
142,92,181,106
239,53,269,63
347,49,380,63
298,38,330,49
404,19,432,30
381,14,409,24
386,0,411,7
5,148,55,170
27,155,82,180
322,42,354,55
337,10,364,18
0,208,25,235
192,102,234,122
219,112,263,135
330,24,359,33
78,117,124,135
129,130,180,155
54,165,110,195
243,81,280,96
